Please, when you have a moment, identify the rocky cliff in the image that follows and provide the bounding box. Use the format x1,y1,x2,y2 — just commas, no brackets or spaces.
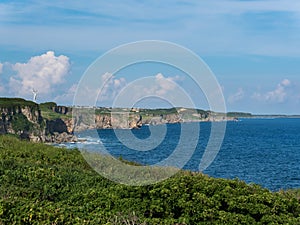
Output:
72,109,143,131
0,99,144,142
0,98,76,143
0,98,236,143
0,98,42,135
142,114,182,125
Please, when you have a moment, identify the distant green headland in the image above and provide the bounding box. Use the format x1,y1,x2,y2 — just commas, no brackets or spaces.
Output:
0,97,296,143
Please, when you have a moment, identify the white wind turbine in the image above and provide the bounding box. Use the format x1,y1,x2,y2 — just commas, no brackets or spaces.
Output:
32,89,38,103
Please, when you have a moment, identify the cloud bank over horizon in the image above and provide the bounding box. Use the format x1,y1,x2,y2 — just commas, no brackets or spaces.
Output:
252,79,291,103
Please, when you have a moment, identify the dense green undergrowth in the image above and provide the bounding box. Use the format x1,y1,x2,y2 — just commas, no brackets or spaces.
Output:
0,136,300,224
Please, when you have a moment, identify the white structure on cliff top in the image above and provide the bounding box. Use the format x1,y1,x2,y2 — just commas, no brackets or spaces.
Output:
32,89,38,103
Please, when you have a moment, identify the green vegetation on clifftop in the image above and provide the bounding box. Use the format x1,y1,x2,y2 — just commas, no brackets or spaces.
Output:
0,136,300,224
0,98,38,108
39,102,71,120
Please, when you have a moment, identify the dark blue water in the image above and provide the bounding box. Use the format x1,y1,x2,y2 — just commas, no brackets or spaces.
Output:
70,118,300,191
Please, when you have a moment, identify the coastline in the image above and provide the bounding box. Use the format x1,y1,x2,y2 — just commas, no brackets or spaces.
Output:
1,97,299,144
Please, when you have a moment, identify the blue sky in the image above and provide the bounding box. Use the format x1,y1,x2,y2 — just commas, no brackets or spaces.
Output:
0,0,300,114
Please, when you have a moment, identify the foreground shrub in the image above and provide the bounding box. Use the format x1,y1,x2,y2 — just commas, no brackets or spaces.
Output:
0,135,300,224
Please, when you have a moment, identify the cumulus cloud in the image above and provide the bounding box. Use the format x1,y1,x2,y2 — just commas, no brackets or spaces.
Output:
110,73,188,108
96,73,183,107
98,72,127,102
0,63,3,74
154,73,179,95
228,88,244,104
281,79,291,86
9,51,70,97
141,73,181,96
252,79,291,103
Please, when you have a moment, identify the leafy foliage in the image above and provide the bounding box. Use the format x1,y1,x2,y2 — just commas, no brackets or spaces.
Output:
0,135,300,224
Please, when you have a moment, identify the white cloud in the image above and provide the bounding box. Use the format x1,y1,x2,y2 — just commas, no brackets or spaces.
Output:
0,63,3,74
281,79,291,86
141,73,181,96
9,51,70,97
228,88,244,104
110,73,188,108
154,73,180,95
98,72,127,102
252,79,292,103
101,73,184,107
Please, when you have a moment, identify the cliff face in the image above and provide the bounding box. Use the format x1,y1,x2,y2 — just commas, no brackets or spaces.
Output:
0,98,233,143
0,104,43,135
72,112,143,131
0,99,144,142
53,106,70,115
0,99,76,143
142,114,182,125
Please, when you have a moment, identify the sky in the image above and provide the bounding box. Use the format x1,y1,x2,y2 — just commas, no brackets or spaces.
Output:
0,0,300,114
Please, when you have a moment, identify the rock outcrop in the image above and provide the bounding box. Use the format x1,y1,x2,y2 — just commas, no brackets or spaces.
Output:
46,118,69,134
0,98,77,143
53,106,70,115
142,113,182,125
72,111,143,131
0,103,43,136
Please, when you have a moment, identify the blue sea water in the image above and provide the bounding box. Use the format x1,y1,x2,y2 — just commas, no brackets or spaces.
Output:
63,118,300,191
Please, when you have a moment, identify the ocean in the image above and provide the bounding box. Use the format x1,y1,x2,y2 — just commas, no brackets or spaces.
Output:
61,118,300,191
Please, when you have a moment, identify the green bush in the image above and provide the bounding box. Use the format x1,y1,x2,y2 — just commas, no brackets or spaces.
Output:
0,135,299,224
